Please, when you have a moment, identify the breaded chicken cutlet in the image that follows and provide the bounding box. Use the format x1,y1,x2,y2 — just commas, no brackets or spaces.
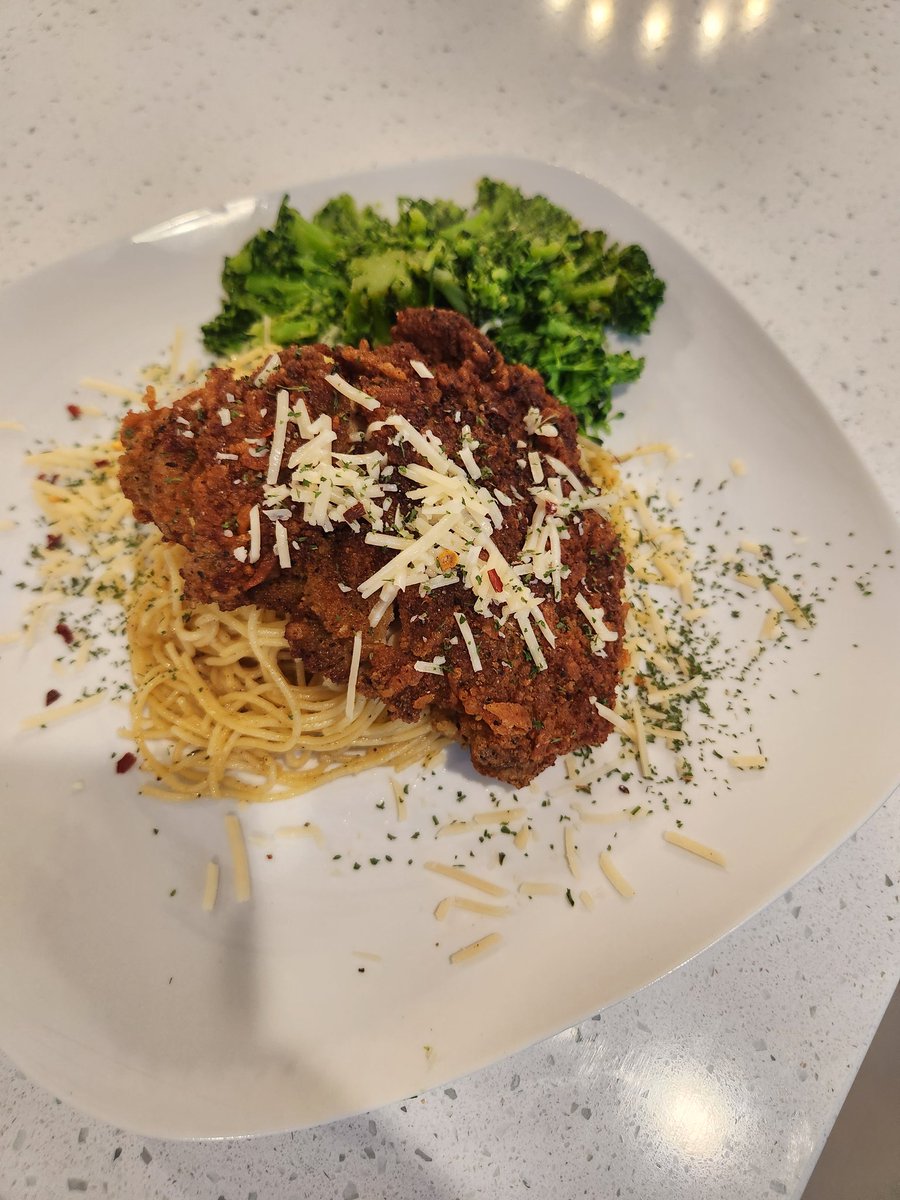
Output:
119,308,626,786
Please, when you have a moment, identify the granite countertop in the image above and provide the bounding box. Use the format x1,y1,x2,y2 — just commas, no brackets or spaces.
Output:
1,0,897,1196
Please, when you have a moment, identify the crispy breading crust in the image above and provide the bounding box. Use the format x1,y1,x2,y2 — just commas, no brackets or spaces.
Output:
119,309,626,786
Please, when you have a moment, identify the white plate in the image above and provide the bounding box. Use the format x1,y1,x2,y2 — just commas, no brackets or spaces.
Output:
0,157,897,1139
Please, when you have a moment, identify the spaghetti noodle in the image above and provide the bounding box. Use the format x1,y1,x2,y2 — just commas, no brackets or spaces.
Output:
126,533,446,802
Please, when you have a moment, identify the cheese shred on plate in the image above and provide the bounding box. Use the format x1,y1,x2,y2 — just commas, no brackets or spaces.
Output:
563,826,580,879
728,752,767,770
434,895,511,920
662,829,726,867
224,812,251,903
201,860,220,912
518,881,563,898
598,850,635,899
391,777,407,821
767,581,811,628
449,932,502,965
20,690,107,730
424,861,509,897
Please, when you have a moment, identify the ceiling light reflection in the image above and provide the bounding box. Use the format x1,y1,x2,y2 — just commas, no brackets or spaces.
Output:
587,0,614,38
641,3,671,51
699,5,727,47
742,0,771,29
648,1070,733,1159
546,0,572,11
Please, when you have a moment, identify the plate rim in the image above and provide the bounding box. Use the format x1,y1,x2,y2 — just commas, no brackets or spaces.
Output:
1,153,898,1140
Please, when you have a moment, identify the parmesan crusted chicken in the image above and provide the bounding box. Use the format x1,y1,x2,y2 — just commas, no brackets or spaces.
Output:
119,309,626,786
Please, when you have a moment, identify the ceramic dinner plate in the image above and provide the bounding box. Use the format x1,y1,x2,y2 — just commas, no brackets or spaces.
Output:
0,157,897,1138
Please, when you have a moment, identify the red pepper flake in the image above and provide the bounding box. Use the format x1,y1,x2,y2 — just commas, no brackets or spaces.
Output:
487,568,503,593
618,784,630,795
37,473,59,485
93,459,110,468
45,689,61,706
55,622,74,645
46,533,63,550
343,502,365,523
66,404,82,420
266,853,274,860
115,752,137,774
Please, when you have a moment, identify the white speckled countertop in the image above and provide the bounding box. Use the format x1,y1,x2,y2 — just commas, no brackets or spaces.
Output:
1,0,898,1196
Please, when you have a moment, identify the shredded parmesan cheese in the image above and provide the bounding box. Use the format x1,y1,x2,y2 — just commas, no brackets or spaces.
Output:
324,373,380,411
458,445,482,480
449,933,502,965
563,825,580,879
276,823,324,845
728,752,767,769
424,861,509,897
20,690,107,729
201,860,220,912
515,611,548,672
409,359,434,380
631,700,652,778
391,777,407,821
414,657,445,675
588,696,633,740
435,896,511,920
735,572,764,590
598,851,635,899
575,592,618,655
78,379,143,403
614,442,678,462
473,809,519,826
663,830,726,867
436,820,477,838
248,504,261,564
644,677,700,705
266,388,290,485
224,813,251,903
274,520,291,568
345,631,363,720
760,609,781,640
454,612,483,672
253,353,281,386
767,581,811,628
572,806,630,825
518,881,563,898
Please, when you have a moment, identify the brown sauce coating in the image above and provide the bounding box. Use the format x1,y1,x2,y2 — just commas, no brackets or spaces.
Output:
120,309,626,786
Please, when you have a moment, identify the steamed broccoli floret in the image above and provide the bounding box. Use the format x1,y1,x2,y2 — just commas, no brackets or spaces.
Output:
201,197,345,355
201,179,666,432
345,250,432,345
